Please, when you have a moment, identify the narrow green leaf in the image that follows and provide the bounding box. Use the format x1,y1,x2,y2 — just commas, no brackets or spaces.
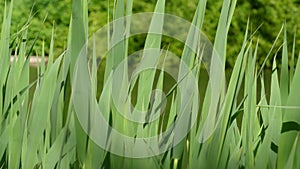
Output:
280,25,289,106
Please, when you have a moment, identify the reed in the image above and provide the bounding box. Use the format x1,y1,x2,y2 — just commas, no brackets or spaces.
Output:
0,0,299,168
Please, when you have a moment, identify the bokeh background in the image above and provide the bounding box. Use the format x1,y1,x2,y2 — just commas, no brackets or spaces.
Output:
1,0,299,67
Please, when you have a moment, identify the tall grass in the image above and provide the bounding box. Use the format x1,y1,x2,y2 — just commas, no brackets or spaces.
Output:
0,0,300,168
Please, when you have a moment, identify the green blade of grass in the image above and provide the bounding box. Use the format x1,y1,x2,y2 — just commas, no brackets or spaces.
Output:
70,0,89,166
134,0,165,119
290,29,296,85
172,0,207,160
280,25,289,106
0,123,10,161
0,1,13,131
214,0,237,69
179,0,207,70
108,0,127,167
278,50,300,169
47,49,67,152
70,0,88,79
104,0,125,82
242,41,257,169
255,57,282,169
197,20,248,169
126,0,165,167
48,25,55,68
44,125,76,169
24,56,62,169
283,134,299,169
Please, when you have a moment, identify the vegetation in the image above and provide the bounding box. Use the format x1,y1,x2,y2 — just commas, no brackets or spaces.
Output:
0,0,299,67
0,0,300,169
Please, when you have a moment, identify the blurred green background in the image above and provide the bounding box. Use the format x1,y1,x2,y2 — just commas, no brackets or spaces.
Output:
0,0,299,67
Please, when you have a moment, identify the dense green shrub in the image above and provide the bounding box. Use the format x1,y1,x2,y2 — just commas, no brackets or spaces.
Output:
228,0,300,67
0,0,72,57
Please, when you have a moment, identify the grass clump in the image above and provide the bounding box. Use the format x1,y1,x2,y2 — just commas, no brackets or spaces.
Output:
0,0,300,168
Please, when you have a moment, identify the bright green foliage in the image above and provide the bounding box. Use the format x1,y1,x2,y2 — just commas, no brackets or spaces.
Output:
0,0,299,67
1,0,300,168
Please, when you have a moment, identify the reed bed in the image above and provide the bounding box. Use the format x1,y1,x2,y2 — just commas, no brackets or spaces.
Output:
0,0,299,168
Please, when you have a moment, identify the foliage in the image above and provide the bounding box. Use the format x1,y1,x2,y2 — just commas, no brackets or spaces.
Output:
1,0,299,67
0,0,300,168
